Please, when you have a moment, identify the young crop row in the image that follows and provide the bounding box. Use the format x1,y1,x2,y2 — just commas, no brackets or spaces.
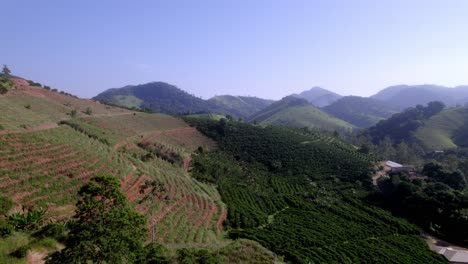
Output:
119,157,226,246
0,126,133,220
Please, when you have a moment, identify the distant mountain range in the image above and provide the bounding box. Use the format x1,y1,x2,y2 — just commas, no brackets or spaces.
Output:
371,84,468,110
94,82,468,131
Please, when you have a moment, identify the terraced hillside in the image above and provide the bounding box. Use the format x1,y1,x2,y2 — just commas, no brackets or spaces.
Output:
0,79,226,248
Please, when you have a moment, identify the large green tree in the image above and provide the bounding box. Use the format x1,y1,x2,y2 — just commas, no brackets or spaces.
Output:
46,175,147,263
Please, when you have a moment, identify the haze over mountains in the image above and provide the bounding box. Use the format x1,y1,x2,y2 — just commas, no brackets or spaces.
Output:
94,81,468,130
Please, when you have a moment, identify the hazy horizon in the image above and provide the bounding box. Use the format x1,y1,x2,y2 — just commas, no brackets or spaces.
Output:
2,0,468,100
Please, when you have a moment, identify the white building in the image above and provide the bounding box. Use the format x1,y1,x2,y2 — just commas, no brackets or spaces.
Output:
434,246,468,263
385,160,414,173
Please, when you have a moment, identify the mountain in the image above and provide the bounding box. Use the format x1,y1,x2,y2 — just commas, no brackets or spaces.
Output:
207,95,274,118
93,82,216,114
291,86,342,107
372,84,468,110
248,96,354,132
93,82,274,118
322,96,399,128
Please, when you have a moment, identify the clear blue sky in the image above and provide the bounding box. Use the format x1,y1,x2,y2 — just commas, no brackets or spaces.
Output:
2,0,468,99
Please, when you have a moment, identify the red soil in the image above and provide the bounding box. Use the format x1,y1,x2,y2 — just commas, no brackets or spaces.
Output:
217,207,227,233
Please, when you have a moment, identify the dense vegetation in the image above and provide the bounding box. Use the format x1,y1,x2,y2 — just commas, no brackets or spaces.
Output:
0,76,13,94
367,101,445,145
186,117,445,263
376,166,468,245
93,82,274,118
323,96,398,128
93,82,219,114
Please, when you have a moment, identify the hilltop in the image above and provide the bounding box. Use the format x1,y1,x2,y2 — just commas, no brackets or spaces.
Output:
371,84,468,110
323,96,399,128
93,82,214,114
207,95,273,119
291,86,342,107
248,96,354,132
93,82,273,118
362,101,468,151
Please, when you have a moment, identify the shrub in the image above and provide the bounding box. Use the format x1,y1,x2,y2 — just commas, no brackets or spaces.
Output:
33,222,68,241
70,109,77,118
10,245,30,258
8,207,47,230
24,104,31,109
84,107,92,115
142,243,172,264
0,196,14,215
0,219,13,237
0,76,13,94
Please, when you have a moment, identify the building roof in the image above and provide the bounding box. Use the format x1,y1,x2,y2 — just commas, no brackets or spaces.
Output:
437,247,468,263
385,161,403,168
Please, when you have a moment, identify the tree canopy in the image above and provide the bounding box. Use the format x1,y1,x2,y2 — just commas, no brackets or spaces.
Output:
46,175,147,263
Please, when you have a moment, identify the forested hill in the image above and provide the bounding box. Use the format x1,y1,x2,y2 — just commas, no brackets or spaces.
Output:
184,117,446,263
366,101,446,145
94,82,274,118
323,96,399,128
93,82,217,114
247,96,354,132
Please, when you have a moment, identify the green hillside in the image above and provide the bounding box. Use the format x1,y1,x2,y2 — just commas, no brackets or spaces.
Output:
414,106,468,150
184,117,445,263
207,95,273,118
323,96,399,128
186,113,226,121
249,96,354,132
0,78,283,262
0,76,450,263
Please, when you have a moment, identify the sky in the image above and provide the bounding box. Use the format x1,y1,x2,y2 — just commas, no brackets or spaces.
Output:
2,0,468,100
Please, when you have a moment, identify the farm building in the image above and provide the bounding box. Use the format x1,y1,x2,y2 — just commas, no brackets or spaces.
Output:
385,161,414,173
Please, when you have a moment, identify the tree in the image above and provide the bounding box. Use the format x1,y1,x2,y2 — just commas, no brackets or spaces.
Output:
138,179,167,243
2,65,11,75
46,175,147,263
